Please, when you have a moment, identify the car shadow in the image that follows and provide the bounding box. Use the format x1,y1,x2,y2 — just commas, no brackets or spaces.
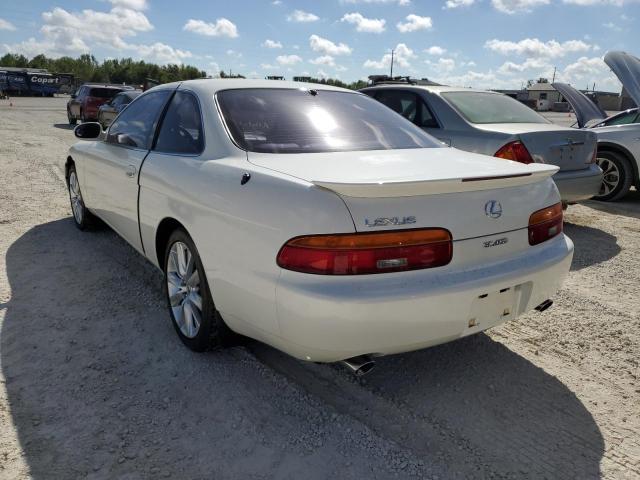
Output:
53,123,75,130
583,189,640,220
563,221,621,270
2,219,604,479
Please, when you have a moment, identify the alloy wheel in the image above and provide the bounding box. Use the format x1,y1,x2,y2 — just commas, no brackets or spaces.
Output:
166,241,203,338
596,157,620,197
68,171,84,224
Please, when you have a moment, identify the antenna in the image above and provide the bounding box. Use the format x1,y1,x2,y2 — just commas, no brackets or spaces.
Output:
552,66,556,83
390,49,395,77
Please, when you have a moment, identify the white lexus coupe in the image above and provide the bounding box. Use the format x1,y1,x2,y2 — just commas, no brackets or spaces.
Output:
66,80,573,374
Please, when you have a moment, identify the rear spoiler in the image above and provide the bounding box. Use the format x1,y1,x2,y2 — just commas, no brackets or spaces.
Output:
312,164,559,198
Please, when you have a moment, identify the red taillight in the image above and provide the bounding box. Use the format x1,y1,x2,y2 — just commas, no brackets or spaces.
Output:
277,229,452,275
528,203,563,245
588,146,597,164
495,141,534,164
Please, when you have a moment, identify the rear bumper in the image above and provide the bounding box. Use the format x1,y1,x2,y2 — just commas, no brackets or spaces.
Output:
273,234,574,362
553,164,603,203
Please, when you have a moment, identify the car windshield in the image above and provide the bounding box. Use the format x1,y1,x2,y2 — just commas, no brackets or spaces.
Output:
89,88,121,98
442,91,548,124
216,88,442,154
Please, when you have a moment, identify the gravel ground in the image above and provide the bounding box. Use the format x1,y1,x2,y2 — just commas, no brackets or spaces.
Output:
0,97,638,479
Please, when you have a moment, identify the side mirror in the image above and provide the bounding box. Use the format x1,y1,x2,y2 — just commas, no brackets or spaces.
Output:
70,93,77,99
74,122,102,140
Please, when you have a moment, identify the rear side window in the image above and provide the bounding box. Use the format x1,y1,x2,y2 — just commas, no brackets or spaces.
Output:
89,88,121,98
603,110,639,126
442,91,549,124
216,88,441,154
107,90,172,150
154,91,204,155
375,90,439,129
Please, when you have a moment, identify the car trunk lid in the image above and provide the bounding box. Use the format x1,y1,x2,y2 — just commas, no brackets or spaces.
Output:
605,51,640,107
476,123,597,171
552,82,607,128
248,148,559,243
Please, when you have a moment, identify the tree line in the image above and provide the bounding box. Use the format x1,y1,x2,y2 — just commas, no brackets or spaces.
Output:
1,52,368,90
0,53,206,86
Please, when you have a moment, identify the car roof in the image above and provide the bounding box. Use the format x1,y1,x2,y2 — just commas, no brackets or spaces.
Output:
83,84,136,90
153,78,355,96
361,84,496,95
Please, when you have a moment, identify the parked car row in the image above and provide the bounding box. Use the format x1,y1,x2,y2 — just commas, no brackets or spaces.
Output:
67,83,140,128
63,51,638,373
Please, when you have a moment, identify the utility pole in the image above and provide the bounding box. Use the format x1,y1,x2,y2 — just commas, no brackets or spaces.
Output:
552,66,556,83
390,49,395,78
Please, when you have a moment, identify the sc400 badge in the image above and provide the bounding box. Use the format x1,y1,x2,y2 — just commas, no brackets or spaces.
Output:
483,237,508,248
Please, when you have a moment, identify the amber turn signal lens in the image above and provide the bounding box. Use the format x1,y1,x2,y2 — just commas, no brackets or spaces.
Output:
528,203,563,246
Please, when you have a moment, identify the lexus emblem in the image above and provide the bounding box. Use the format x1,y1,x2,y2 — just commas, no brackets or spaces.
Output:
485,201,502,219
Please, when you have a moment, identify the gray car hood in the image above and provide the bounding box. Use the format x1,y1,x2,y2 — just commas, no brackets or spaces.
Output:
552,83,606,128
604,50,640,107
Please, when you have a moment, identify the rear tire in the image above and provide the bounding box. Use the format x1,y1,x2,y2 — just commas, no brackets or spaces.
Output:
594,151,633,202
80,108,87,123
67,165,96,230
163,229,233,352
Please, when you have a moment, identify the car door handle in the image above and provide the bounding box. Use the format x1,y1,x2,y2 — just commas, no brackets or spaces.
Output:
125,165,137,178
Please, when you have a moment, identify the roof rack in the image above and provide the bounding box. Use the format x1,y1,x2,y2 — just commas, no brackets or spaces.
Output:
367,75,417,85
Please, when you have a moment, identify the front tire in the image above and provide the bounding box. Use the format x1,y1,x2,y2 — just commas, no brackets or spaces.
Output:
163,229,232,352
594,151,633,202
68,108,77,125
67,166,96,230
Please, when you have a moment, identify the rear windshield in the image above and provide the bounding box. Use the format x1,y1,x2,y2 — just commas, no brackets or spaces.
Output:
442,91,548,124
216,88,442,153
89,88,121,98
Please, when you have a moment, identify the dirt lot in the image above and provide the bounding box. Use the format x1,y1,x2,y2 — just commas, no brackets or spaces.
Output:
0,97,638,479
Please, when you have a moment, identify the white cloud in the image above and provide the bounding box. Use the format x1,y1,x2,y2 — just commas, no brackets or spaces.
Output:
491,0,550,14
485,38,591,58
132,42,192,64
364,43,415,69
0,18,16,31
396,14,432,32
272,0,282,4
287,10,319,22
603,21,622,31
443,0,475,8
309,34,352,55
425,57,456,73
563,56,607,79
109,0,148,10
498,57,551,74
310,55,336,66
183,18,238,38
262,39,282,49
425,45,446,55
226,49,242,57
340,12,386,33
341,0,410,5
208,62,221,77
276,54,302,65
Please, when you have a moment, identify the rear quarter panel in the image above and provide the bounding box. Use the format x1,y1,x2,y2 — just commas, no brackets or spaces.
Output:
137,87,355,341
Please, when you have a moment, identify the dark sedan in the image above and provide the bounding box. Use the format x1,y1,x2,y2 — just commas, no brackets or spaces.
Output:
97,90,141,129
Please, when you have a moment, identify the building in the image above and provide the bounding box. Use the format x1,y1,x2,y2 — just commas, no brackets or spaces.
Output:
0,66,75,96
526,82,562,111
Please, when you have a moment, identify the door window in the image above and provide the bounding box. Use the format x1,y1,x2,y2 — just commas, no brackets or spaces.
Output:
375,90,439,128
154,91,204,155
107,90,172,150
603,110,640,126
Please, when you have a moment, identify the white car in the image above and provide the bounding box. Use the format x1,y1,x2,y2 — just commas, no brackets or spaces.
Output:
66,80,573,374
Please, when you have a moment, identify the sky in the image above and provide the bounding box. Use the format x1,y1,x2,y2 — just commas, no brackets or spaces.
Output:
1,0,639,91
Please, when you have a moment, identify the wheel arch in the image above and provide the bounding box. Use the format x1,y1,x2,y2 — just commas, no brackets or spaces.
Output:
64,156,75,186
597,141,639,186
155,217,188,268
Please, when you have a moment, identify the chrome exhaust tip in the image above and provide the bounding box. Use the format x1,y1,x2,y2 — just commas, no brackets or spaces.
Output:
341,355,375,377
535,299,553,312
